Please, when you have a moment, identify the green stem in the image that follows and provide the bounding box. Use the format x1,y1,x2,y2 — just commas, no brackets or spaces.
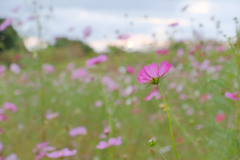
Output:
157,85,179,160
153,146,167,160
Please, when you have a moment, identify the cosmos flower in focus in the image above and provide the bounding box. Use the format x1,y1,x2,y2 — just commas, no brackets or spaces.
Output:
0,18,13,31
47,148,77,158
225,92,240,101
137,61,171,85
86,55,108,67
69,126,87,137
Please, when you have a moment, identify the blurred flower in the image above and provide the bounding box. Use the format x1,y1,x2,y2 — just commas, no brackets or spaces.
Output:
102,76,117,91
10,63,21,74
42,64,55,73
0,66,6,75
96,141,108,149
0,114,8,121
83,26,91,38
0,142,3,151
0,18,13,31
5,154,19,160
67,62,75,71
137,61,171,84
216,45,225,52
96,136,122,149
46,112,59,120
104,127,110,134
199,59,210,71
199,94,211,103
69,126,87,137
71,68,87,79
28,16,35,21
12,5,21,13
216,114,225,122
225,92,239,101
86,55,108,67
47,148,77,158
144,89,161,101
95,100,103,108
4,102,17,112
118,34,129,40
126,66,136,74
168,22,178,27
177,48,184,57
156,49,168,55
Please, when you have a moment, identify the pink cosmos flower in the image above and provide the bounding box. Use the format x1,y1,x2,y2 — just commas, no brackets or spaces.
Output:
144,89,161,101
86,55,108,67
69,126,87,137
225,92,239,101
216,114,225,123
83,26,91,38
199,59,210,71
118,34,129,40
0,18,13,31
126,66,136,74
42,64,54,73
33,142,55,160
37,142,49,149
5,154,18,160
67,62,75,71
10,63,21,74
71,68,87,79
96,136,122,149
156,49,168,55
47,148,77,158
137,61,171,85
4,102,17,112
95,100,103,108
0,66,6,75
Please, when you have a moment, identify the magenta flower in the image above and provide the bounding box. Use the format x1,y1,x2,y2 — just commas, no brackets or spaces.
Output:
37,142,49,149
102,76,117,91
47,148,77,158
0,114,7,121
156,49,168,55
137,61,171,85
4,102,17,112
216,46,225,52
168,22,178,27
83,26,91,38
42,64,55,73
69,126,87,137
144,89,161,101
225,92,239,101
0,18,13,31
126,66,136,74
86,55,108,67
216,114,225,123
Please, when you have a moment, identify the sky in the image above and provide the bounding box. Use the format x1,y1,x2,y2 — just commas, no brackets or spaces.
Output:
0,0,240,52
